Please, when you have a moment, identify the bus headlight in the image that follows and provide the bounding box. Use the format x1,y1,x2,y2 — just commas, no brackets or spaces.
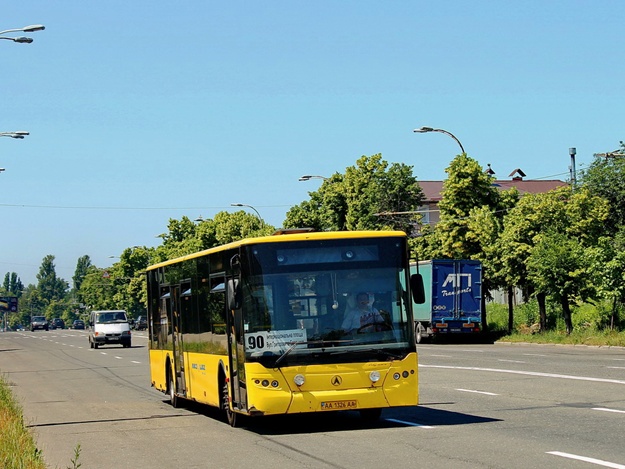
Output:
294,374,305,386
369,371,381,383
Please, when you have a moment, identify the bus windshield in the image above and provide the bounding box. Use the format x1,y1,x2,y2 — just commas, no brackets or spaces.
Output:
241,239,413,366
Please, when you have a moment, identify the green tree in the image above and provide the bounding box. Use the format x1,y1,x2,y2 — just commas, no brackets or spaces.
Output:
580,143,625,235
497,186,608,332
72,255,92,304
36,255,69,314
78,266,117,311
2,273,24,297
526,230,590,334
111,246,154,318
155,213,275,262
433,154,502,259
585,230,625,329
413,154,513,331
284,154,423,234
284,173,346,230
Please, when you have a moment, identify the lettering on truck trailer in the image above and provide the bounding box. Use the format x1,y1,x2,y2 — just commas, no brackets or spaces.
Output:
441,273,473,297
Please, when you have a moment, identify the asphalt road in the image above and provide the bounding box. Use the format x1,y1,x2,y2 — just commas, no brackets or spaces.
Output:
1,329,624,469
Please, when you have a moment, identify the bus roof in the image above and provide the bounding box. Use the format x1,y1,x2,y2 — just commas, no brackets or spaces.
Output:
146,230,407,272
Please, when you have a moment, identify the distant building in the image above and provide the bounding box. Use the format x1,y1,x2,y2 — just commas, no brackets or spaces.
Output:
418,168,568,228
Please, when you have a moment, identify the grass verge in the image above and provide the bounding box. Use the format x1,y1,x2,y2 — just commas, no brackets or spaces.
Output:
0,374,46,469
496,329,625,347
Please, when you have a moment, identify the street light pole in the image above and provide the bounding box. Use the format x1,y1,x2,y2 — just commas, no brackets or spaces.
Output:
0,131,29,139
231,203,265,229
569,147,577,191
413,126,466,154
0,24,45,43
299,175,328,182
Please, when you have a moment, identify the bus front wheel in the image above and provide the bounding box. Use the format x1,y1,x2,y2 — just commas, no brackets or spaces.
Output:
168,373,180,408
221,381,237,427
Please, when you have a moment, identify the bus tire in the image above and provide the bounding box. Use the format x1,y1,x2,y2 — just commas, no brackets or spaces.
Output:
415,323,423,344
168,373,180,408
221,381,237,427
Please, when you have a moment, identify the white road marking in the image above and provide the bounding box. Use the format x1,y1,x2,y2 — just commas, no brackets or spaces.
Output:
547,451,625,468
593,407,625,415
131,361,141,364
385,418,434,428
456,388,498,396
421,365,625,385
498,359,526,364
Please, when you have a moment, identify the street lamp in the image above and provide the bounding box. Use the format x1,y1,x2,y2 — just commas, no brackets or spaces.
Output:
0,24,45,43
413,126,465,154
299,175,328,182
231,203,265,228
0,131,29,139
569,147,577,191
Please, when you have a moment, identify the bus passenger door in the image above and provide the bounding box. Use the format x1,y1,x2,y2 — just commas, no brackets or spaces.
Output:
170,285,186,397
226,276,248,413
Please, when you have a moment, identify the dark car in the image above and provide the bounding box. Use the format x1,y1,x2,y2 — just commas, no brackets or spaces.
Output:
30,316,48,331
51,318,65,330
72,319,85,330
135,316,147,331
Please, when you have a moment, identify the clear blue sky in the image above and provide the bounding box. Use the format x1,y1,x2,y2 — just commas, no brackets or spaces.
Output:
2,1,624,287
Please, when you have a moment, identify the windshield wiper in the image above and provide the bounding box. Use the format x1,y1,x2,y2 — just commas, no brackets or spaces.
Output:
274,341,307,368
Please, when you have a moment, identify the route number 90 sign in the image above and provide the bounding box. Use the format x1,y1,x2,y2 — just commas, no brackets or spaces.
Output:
245,329,307,354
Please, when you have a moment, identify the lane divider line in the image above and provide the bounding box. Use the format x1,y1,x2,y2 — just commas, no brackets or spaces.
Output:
421,365,625,385
547,451,625,468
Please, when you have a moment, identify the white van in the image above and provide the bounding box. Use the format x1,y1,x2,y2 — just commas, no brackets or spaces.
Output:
89,310,131,349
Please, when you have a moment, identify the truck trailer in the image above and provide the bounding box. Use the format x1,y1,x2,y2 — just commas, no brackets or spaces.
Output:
411,260,482,343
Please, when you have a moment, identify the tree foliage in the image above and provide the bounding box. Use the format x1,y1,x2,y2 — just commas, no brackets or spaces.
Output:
36,255,69,308
72,255,92,305
284,154,424,234
2,273,24,297
580,143,625,235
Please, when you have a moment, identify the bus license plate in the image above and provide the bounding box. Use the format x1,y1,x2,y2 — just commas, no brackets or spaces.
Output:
321,400,357,410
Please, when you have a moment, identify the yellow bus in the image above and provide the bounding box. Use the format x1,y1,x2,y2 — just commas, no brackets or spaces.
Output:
146,229,424,426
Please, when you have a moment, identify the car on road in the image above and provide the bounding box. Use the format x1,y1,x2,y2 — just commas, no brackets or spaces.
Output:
134,316,147,331
89,310,131,348
72,319,85,330
51,318,65,330
30,316,48,331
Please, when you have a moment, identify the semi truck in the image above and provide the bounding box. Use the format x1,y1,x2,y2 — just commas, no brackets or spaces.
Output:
411,259,482,343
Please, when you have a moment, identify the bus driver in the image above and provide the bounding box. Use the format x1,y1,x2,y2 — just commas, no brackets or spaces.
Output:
341,292,385,333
